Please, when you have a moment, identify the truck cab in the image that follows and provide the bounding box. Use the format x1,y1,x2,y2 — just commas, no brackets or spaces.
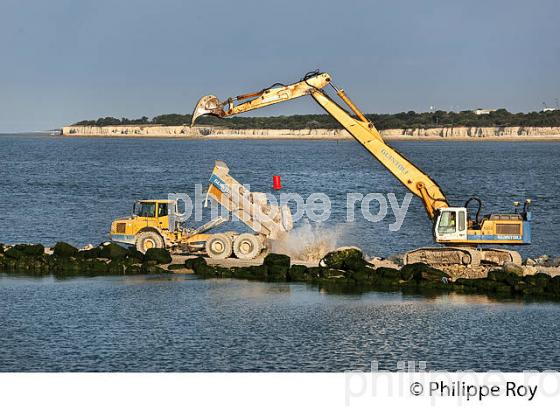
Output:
110,200,175,250
133,200,170,231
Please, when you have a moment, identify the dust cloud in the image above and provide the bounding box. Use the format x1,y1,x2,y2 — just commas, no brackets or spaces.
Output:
270,221,349,262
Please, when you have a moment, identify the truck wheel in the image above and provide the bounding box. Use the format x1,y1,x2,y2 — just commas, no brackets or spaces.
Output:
233,233,262,260
205,234,233,259
136,231,164,254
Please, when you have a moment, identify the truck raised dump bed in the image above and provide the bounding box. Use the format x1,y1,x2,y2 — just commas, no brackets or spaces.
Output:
109,161,293,260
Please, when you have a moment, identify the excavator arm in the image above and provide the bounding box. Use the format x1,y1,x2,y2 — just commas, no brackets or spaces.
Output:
191,72,449,219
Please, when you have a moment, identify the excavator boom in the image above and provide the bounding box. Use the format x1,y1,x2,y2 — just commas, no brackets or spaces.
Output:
192,72,449,219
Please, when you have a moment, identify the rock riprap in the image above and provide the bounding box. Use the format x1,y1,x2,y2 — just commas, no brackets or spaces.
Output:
0,242,171,276
187,250,560,301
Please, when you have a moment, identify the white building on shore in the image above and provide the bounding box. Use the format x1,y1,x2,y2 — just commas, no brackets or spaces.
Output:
473,108,496,115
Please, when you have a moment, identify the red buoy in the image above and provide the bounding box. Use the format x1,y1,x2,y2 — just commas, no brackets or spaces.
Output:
273,175,282,190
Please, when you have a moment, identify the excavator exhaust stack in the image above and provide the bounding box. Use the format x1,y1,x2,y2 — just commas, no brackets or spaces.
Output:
191,95,225,126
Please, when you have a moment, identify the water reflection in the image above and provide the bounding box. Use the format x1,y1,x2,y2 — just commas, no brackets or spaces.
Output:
1,275,559,371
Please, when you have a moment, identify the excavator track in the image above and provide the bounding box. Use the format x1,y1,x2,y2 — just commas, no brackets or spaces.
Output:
404,247,480,266
478,248,522,266
404,247,521,267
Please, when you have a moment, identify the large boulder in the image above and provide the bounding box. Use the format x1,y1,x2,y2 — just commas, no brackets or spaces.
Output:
546,276,560,296
140,262,171,275
266,264,289,281
264,253,291,268
14,244,44,257
525,272,552,288
469,278,498,292
320,248,366,271
306,267,323,279
53,242,79,258
226,267,245,279
248,265,268,280
503,262,524,276
98,243,129,260
4,247,25,260
4,244,44,260
78,247,101,259
488,269,521,286
370,275,400,289
126,247,145,262
229,265,266,280
376,267,401,280
185,256,207,270
288,265,309,282
143,248,172,265
78,247,100,259
346,266,376,283
192,262,218,277
400,263,450,283
261,253,290,280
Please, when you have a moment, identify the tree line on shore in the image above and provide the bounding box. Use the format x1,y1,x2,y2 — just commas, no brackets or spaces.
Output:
74,109,560,130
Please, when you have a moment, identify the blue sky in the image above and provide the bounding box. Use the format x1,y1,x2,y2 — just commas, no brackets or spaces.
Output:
1,0,559,132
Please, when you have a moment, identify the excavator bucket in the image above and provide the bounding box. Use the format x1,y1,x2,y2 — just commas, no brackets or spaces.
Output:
191,95,225,126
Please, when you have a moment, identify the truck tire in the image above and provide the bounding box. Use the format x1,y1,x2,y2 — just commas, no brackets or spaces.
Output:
136,231,164,254
205,234,233,259
233,233,262,260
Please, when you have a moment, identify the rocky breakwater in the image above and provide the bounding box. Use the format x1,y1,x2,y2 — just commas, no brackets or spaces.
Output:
187,248,560,301
3,242,560,301
0,242,173,277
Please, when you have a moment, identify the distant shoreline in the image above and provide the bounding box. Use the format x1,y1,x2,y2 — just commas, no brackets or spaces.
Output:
60,124,560,141
55,134,560,142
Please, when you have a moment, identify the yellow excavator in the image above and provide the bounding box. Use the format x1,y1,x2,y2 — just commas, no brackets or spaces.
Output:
191,71,532,266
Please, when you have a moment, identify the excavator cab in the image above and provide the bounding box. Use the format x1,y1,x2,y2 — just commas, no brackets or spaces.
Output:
434,208,468,242
434,200,532,247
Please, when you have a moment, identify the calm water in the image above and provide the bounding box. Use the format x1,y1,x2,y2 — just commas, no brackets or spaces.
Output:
1,274,560,372
1,134,560,372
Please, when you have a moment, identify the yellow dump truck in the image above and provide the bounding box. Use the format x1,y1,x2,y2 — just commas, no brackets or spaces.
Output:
109,161,292,259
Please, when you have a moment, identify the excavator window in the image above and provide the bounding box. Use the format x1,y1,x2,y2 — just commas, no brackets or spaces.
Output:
458,211,466,231
438,211,456,234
